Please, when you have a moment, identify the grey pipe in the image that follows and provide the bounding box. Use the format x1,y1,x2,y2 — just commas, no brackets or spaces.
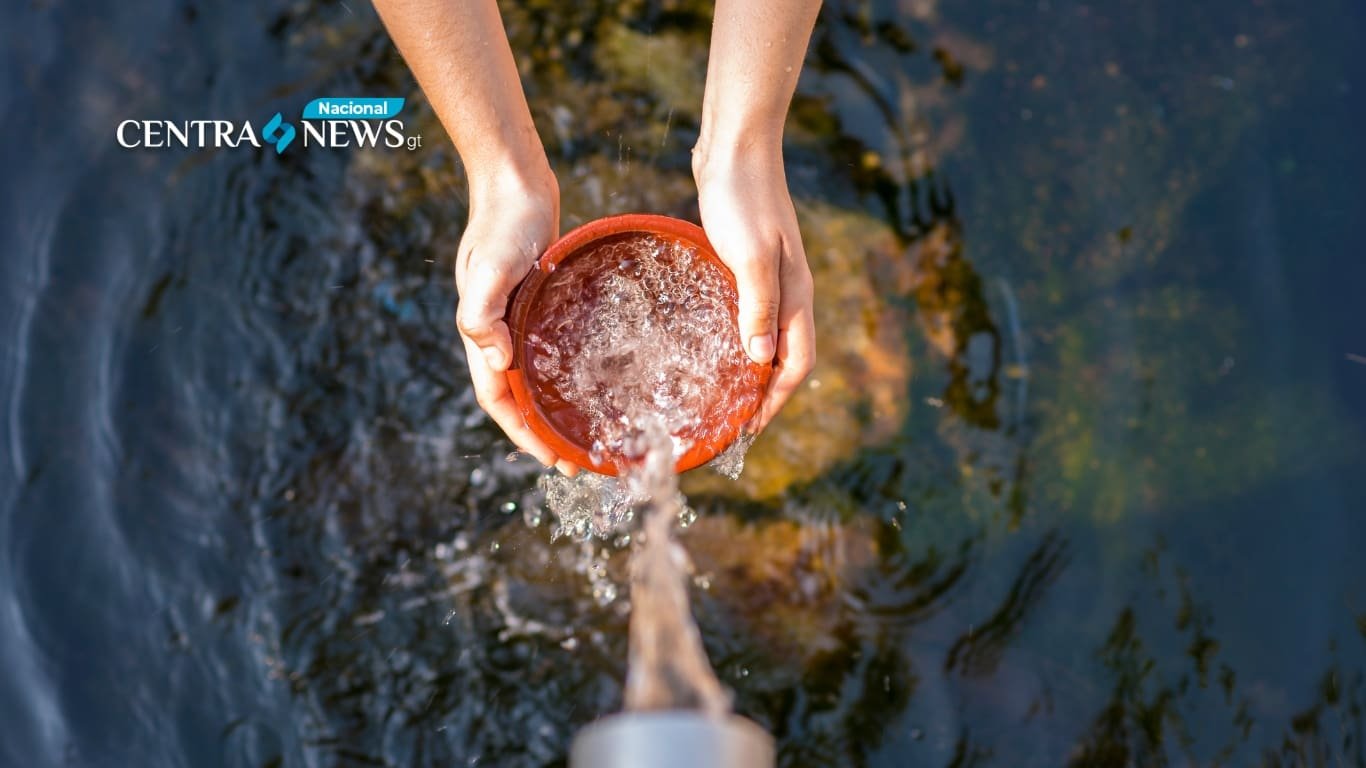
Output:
570,712,774,768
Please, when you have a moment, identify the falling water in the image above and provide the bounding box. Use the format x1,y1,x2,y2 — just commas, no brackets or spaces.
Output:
530,234,756,715
620,420,730,716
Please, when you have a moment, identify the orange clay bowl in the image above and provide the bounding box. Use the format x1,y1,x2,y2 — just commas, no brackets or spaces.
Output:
505,214,771,476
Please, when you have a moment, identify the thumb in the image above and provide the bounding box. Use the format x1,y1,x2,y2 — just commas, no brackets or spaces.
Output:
456,263,516,371
727,247,781,365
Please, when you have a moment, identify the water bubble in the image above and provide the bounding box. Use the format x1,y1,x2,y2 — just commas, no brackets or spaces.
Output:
677,506,697,529
560,636,580,651
525,235,760,481
501,501,518,514
592,581,618,606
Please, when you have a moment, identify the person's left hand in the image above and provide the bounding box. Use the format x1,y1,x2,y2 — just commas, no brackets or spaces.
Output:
694,146,816,433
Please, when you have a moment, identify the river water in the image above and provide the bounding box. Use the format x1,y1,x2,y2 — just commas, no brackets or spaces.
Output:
2,0,1365,766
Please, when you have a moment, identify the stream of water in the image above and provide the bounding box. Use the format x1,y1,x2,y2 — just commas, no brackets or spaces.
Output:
529,232,746,717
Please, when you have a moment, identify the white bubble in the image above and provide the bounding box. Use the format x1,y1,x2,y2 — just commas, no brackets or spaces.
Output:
677,506,697,529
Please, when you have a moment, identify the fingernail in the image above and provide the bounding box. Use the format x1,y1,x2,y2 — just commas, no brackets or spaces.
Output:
482,346,506,369
748,334,775,363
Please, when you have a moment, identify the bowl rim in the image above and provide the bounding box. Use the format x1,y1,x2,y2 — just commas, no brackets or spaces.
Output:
504,213,771,476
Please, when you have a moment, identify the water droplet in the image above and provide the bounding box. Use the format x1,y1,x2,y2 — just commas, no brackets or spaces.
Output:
501,500,518,514
592,582,618,606
561,636,580,651
677,506,697,528
489,540,501,554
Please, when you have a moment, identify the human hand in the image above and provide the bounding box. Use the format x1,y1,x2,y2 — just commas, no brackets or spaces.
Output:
694,146,816,434
455,172,578,474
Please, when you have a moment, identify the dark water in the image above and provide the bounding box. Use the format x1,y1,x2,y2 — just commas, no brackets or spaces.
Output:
3,0,1364,765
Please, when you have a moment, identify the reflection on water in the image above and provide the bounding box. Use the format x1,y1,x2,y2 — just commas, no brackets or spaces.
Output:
2,0,1365,765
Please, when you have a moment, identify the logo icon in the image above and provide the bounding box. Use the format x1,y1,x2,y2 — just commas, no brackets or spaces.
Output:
262,112,295,154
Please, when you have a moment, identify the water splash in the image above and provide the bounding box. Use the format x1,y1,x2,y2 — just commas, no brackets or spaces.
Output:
539,420,732,717
529,234,752,715
523,235,763,471
706,431,756,481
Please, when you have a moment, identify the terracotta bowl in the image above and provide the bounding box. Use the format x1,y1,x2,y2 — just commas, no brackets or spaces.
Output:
504,214,771,476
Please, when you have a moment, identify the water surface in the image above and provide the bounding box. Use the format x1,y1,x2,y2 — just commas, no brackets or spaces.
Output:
2,0,1364,765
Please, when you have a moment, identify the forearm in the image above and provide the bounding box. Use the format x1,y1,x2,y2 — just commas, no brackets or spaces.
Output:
696,0,821,170
373,0,552,201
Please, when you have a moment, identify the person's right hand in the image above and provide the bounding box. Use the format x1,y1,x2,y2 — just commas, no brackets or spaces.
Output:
455,172,577,474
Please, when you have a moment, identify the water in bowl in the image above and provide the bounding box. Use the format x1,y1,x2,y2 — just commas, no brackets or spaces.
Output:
530,233,763,716
522,233,763,471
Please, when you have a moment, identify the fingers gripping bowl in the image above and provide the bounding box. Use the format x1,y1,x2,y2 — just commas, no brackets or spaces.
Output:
505,214,772,476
